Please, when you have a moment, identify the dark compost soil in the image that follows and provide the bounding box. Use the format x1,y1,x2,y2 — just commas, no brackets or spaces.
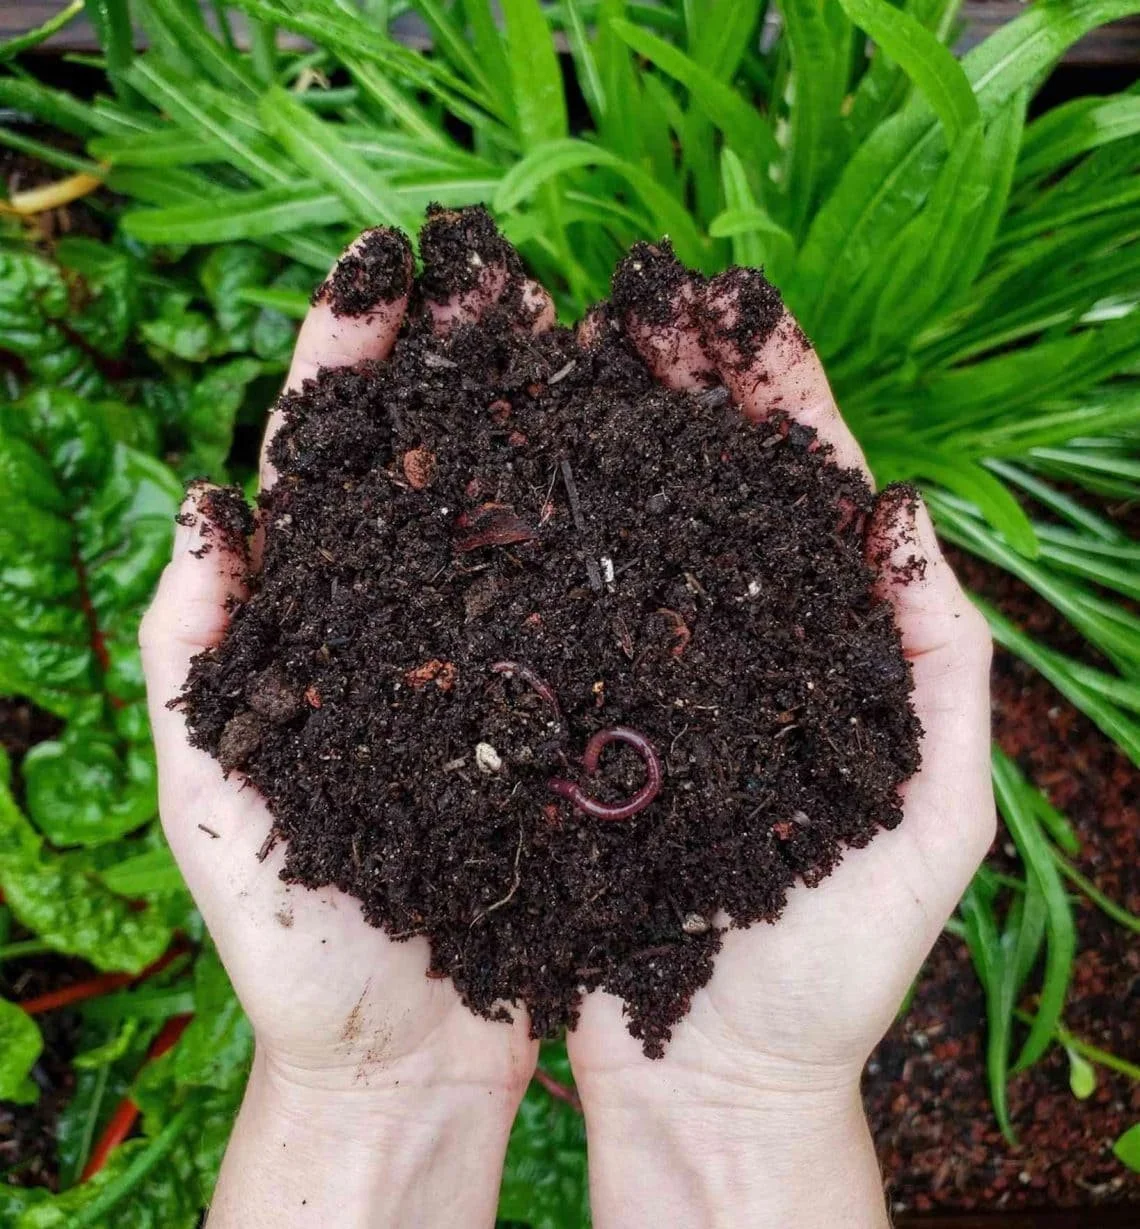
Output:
868,556,1140,1217
179,209,921,1056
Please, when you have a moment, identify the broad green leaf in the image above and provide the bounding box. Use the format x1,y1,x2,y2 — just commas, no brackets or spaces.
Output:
97,844,186,898
73,1019,140,1070
0,751,171,973
259,85,408,230
23,729,155,847
171,952,251,1094
54,238,140,359
838,0,979,142
15,1101,199,1228
1066,1047,1097,1099
1113,1122,1140,1173
0,996,43,1103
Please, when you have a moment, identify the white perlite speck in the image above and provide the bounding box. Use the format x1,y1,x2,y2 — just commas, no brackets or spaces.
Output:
475,742,503,774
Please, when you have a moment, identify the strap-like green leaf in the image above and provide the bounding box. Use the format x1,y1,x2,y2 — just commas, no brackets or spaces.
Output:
838,0,979,143
259,85,407,230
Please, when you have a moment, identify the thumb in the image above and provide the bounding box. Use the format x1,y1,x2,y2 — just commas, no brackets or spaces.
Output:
140,482,250,809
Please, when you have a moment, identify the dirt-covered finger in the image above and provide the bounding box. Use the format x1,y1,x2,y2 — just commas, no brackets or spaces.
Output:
865,485,995,896
610,240,716,390
417,204,539,333
702,268,871,479
140,483,253,805
261,227,414,489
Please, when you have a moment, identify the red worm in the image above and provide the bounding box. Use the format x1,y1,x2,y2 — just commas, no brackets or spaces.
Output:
548,726,662,821
490,661,563,720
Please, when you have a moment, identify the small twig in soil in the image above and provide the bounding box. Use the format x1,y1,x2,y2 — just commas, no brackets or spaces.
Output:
548,727,663,821
559,458,586,532
197,823,220,839
532,1067,583,1113
490,660,563,721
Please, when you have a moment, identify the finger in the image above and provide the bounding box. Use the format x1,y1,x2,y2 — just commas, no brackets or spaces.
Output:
702,268,871,479
140,483,251,813
418,204,553,333
867,485,995,910
610,241,716,390
260,227,413,490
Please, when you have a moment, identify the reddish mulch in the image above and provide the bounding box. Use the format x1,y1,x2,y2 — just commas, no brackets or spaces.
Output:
867,553,1140,1217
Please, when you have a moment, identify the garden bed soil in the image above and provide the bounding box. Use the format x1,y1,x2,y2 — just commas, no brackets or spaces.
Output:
867,554,1140,1218
0,700,79,1192
180,211,921,1057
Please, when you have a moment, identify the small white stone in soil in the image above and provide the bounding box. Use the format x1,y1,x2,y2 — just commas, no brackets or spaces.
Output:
475,742,503,774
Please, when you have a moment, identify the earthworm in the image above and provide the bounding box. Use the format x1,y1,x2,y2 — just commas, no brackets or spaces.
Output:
490,661,562,720
548,726,663,821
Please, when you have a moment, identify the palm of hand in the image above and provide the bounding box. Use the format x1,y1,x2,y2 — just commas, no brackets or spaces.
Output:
567,261,993,1095
141,241,554,1097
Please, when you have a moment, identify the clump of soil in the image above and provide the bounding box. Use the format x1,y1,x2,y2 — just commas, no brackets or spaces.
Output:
311,226,414,317
180,208,921,1055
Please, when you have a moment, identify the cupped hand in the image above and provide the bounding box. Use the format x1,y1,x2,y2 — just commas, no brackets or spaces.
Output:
566,251,995,1227
140,224,554,1111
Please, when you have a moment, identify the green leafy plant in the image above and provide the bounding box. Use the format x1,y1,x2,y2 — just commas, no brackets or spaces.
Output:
1,0,1139,1222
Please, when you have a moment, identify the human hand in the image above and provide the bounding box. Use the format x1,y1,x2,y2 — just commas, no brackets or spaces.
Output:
139,224,555,1227
566,251,995,1228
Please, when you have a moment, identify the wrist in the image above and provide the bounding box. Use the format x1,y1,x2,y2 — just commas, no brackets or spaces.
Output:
578,1069,886,1229
208,1047,522,1228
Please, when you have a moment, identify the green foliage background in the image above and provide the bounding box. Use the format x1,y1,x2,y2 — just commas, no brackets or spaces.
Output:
1,0,1139,1221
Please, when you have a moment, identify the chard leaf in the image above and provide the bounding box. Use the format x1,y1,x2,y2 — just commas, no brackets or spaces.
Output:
0,996,43,1103
0,750,171,972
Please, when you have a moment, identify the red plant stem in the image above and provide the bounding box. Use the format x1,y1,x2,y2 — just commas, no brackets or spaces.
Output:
532,1068,582,1113
71,545,114,682
18,944,186,1015
490,661,563,720
80,1013,192,1182
548,726,663,821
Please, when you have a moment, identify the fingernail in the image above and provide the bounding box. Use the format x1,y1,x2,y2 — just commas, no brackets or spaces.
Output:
313,226,414,318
